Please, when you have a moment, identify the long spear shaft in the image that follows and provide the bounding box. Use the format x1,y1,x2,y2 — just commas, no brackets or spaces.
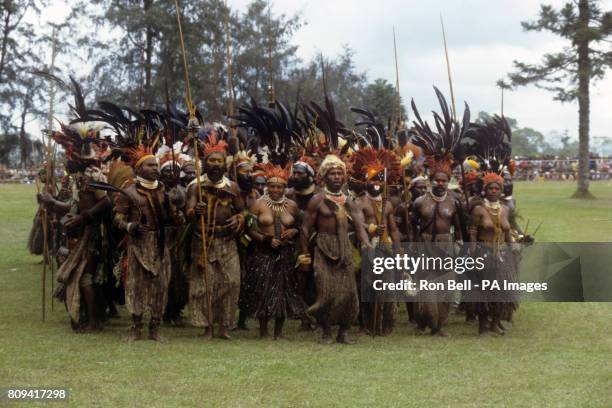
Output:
266,0,275,106
174,0,194,116
174,0,213,337
440,14,470,217
393,27,402,131
224,0,238,182
42,25,59,321
440,14,456,122
224,0,235,120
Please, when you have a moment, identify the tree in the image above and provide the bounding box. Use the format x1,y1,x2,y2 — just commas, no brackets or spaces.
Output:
0,1,45,130
361,78,406,124
505,0,612,197
279,47,368,124
0,1,52,167
512,127,552,157
232,0,302,107
74,0,302,121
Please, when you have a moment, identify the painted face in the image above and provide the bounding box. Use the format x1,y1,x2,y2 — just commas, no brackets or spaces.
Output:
267,181,286,201
254,176,266,194
289,166,311,190
430,172,449,196
324,167,345,192
161,165,180,187
161,166,174,179
485,182,502,201
137,157,160,181
411,180,428,199
237,164,252,177
366,171,385,196
84,166,104,183
181,164,196,186
205,153,225,182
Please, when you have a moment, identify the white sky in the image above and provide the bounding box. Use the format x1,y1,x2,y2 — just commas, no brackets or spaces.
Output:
37,0,612,146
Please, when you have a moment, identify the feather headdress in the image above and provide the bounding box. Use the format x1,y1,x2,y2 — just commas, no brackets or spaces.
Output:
463,115,512,175
411,86,470,176
349,147,401,184
254,162,290,184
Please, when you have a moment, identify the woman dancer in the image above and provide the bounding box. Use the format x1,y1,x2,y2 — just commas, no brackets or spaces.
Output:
246,163,305,339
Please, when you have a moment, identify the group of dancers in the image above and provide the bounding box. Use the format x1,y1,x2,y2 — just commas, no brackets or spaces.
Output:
29,78,531,343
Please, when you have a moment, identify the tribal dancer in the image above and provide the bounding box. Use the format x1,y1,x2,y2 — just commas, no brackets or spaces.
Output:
246,163,304,339
233,150,260,330
286,155,318,209
186,134,245,340
234,151,260,209
393,144,425,324
29,166,54,257
114,146,184,341
464,115,523,335
286,154,319,331
351,147,402,336
394,144,424,242
42,123,112,332
410,88,470,336
469,172,518,335
299,155,367,344
158,148,189,327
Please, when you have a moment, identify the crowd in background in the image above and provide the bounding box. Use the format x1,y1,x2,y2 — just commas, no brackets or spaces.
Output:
513,157,611,181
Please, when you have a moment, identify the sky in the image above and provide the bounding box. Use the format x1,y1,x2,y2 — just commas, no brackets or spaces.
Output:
39,0,611,147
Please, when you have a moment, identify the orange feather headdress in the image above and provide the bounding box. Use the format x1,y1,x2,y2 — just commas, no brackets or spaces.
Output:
482,171,504,187
350,147,401,184
254,162,290,185
202,133,228,157
124,145,156,169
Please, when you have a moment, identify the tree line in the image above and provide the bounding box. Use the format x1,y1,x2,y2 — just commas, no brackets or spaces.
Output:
0,0,405,169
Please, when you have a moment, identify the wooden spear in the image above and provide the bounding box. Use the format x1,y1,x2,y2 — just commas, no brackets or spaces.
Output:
224,0,238,182
41,24,59,321
392,27,402,135
174,0,213,337
440,14,470,217
266,0,275,106
440,14,457,122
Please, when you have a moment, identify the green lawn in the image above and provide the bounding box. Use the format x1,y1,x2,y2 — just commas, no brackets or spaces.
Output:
0,182,611,407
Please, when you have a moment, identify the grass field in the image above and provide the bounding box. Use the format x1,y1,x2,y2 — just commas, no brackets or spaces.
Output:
0,182,611,407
